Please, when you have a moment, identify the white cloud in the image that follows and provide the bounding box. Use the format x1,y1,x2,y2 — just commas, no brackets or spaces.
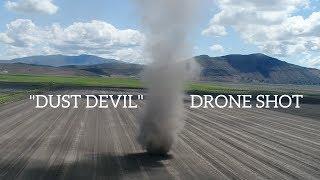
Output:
4,19,42,47
302,54,320,68
210,44,224,53
5,0,58,15
211,0,309,26
202,25,227,36
0,19,145,62
0,33,14,44
113,48,144,63
204,0,320,60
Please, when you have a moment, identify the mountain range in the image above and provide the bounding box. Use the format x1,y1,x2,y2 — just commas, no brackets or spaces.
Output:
1,54,320,85
195,54,320,84
1,54,118,67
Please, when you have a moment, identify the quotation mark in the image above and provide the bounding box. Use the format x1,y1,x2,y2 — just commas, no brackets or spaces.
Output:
138,95,144,100
30,95,35,100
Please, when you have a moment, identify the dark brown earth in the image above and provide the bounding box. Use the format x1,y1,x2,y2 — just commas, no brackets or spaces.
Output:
0,90,320,180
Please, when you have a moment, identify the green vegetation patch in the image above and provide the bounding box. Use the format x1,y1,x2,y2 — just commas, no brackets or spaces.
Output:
0,92,24,104
0,88,45,104
0,74,142,89
0,74,319,104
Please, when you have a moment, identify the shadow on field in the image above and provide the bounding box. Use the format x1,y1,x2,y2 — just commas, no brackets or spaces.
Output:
1,152,173,180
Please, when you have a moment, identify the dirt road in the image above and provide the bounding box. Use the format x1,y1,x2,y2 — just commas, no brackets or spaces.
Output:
0,90,319,179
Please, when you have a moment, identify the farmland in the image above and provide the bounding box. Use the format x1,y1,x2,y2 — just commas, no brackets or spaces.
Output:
0,74,320,179
1,74,319,104
0,89,319,179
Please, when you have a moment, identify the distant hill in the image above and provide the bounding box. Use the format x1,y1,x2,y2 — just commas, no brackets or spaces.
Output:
1,53,319,85
195,53,320,84
4,54,118,67
0,63,96,76
0,54,144,77
65,62,144,77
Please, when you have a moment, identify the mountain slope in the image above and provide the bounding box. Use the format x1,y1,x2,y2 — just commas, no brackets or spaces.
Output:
1,54,319,85
0,63,96,76
195,53,320,84
7,54,118,67
65,62,144,77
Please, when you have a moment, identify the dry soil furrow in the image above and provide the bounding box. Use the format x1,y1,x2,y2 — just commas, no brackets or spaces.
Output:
0,91,319,180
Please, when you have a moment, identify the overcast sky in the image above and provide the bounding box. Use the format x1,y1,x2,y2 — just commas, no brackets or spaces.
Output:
0,0,319,68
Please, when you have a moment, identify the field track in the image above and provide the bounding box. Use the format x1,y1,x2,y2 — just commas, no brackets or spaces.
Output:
0,90,319,180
